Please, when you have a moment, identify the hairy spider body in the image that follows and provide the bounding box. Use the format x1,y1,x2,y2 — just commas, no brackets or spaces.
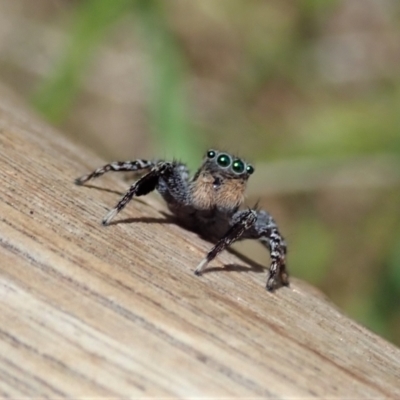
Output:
75,150,289,291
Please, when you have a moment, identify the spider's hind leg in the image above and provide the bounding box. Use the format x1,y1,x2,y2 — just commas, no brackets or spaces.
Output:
75,159,155,185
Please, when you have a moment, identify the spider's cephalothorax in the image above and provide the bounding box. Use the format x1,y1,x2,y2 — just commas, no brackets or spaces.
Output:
75,149,289,291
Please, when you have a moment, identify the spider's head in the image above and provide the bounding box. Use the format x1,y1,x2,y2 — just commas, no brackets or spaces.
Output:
190,149,255,210
202,149,254,179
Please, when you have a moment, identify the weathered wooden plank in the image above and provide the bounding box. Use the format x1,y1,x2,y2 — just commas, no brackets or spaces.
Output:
0,84,399,398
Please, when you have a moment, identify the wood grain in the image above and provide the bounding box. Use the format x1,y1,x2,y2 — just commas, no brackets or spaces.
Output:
0,83,399,398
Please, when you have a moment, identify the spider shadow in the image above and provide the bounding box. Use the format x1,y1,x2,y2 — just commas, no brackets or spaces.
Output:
143,211,265,275
77,183,125,196
107,213,176,226
115,211,266,275
199,249,266,276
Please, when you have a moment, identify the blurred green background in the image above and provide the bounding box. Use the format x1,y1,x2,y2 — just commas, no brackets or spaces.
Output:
1,0,399,345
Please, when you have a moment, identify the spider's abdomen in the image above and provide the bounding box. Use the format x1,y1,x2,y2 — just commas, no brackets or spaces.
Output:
190,170,246,211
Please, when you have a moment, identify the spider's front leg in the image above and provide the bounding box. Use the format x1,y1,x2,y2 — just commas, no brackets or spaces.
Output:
240,209,288,291
101,162,174,225
194,210,257,275
75,159,155,185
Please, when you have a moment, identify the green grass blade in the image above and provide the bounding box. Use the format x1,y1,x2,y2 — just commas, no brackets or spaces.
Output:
31,0,135,123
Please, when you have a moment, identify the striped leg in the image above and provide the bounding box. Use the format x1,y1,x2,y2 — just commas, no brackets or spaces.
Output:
261,228,288,291
194,210,257,275
102,162,175,225
75,160,155,185
240,209,288,291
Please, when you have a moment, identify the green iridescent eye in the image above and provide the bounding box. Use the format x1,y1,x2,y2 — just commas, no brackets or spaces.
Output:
232,159,245,174
217,154,231,167
207,150,216,159
246,165,254,175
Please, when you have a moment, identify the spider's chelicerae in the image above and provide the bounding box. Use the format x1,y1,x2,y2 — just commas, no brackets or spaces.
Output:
75,149,289,291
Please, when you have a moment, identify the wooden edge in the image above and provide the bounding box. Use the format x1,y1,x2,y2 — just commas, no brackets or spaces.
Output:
0,83,399,398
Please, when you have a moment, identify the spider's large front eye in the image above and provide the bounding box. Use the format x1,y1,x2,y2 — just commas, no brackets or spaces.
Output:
207,150,216,159
217,154,231,168
246,165,254,175
232,159,245,174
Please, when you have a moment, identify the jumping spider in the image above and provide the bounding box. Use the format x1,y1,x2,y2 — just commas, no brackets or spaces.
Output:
75,149,289,291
